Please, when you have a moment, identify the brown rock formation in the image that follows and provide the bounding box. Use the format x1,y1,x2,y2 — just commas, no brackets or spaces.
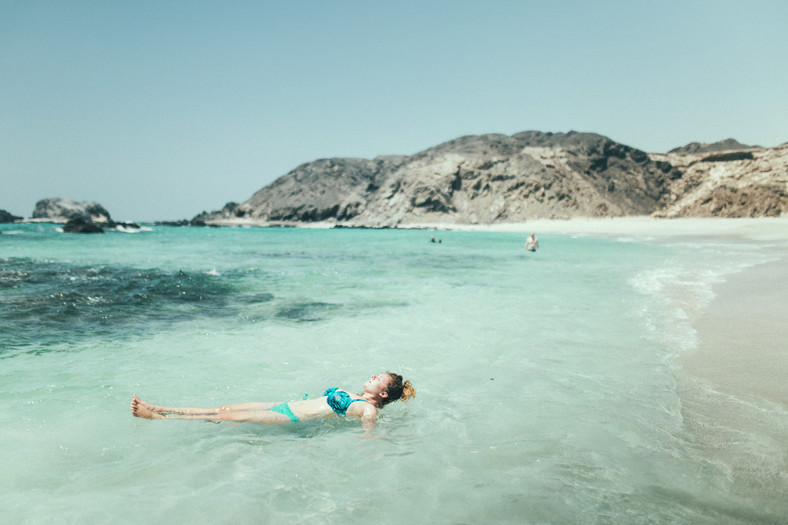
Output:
197,132,678,227
652,143,788,218
195,133,787,226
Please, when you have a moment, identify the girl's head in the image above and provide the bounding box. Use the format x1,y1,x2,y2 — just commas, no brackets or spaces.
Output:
379,371,415,407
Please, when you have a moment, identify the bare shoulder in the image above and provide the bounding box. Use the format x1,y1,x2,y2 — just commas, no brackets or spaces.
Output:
347,401,378,420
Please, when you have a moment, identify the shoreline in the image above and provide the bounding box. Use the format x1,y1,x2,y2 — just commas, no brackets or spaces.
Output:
15,215,785,243
197,216,788,242
681,255,788,405
675,250,788,506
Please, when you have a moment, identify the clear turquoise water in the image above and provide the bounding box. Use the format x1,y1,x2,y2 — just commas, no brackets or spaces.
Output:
0,224,785,524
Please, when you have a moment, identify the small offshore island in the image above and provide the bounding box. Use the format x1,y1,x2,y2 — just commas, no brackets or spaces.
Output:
1,198,141,234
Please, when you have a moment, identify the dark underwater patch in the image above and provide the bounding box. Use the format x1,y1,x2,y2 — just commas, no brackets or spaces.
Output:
0,256,409,354
0,258,238,352
236,292,275,304
273,301,340,322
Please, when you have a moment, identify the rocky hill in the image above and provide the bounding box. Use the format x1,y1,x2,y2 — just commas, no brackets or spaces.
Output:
654,142,788,218
667,138,759,155
195,132,787,227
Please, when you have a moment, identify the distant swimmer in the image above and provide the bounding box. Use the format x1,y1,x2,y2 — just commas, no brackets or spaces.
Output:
525,232,539,252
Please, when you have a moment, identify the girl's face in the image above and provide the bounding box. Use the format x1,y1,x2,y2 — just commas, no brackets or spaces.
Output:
364,373,392,398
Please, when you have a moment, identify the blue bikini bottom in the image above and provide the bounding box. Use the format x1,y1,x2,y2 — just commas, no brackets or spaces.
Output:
269,402,299,422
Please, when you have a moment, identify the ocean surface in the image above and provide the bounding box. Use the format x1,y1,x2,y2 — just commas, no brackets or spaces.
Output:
1,223,785,524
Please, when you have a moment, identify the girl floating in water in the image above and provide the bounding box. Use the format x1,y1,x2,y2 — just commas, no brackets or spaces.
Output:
131,372,414,428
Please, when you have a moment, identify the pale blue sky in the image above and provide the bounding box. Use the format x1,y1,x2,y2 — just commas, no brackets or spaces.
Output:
2,1,786,221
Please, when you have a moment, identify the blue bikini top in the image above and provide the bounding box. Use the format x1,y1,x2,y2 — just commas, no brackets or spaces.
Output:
323,387,371,416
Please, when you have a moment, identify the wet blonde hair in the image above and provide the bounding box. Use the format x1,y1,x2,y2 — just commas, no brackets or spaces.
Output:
380,372,415,407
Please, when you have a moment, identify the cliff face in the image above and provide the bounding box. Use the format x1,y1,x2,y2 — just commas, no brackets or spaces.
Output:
196,132,787,227
356,132,677,225
653,143,788,218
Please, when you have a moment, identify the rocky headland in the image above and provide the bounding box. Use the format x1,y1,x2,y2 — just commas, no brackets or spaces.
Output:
194,131,787,228
4,132,785,230
652,142,787,218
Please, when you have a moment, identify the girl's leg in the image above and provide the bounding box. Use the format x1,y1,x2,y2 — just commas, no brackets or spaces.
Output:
130,397,165,419
131,396,290,424
133,395,276,415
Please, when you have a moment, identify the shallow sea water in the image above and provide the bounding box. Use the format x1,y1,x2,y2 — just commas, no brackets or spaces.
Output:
0,224,785,524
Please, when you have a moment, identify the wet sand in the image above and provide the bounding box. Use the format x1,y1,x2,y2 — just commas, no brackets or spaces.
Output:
673,250,787,512
682,257,787,404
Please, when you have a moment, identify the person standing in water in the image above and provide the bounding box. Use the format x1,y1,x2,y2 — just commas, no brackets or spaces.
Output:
131,372,414,429
525,232,539,252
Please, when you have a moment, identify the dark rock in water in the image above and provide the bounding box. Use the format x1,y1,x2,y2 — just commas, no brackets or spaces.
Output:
115,222,141,230
63,217,105,234
0,209,22,223
155,219,193,227
155,218,216,227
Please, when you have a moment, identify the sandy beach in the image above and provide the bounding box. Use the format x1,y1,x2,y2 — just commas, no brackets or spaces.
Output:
410,216,788,242
683,257,787,404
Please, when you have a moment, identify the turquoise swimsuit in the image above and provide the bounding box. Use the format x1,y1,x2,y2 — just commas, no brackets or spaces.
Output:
267,388,371,423
269,402,299,422
323,387,372,416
